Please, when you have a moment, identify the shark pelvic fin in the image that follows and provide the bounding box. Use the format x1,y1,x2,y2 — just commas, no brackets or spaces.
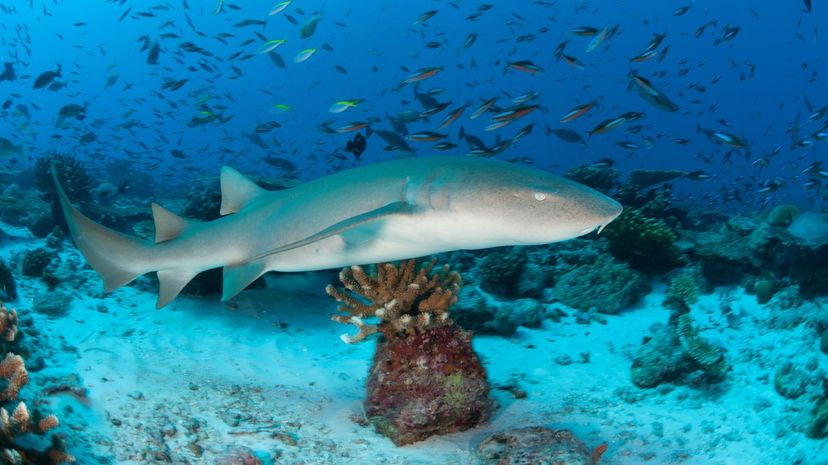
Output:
222,260,267,301
220,166,266,215
247,201,415,261
152,203,197,243
156,269,198,309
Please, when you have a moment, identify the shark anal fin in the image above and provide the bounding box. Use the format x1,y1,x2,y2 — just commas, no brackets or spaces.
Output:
222,261,267,301
248,201,415,261
152,203,198,243
156,269,198,309
220,166,266,215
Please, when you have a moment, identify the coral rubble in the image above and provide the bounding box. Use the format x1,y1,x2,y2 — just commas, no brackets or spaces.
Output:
327,260,491,445
476,426,600,465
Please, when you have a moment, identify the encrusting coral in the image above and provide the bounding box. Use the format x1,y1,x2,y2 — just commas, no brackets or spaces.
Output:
326,259,460,343
0,303,73,465
327,260,491,445
603,208,681,273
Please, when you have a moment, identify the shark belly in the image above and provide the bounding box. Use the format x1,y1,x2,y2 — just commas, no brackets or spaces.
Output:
265,212,464,272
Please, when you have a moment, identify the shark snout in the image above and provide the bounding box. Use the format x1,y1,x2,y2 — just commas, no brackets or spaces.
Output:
594,196,623,234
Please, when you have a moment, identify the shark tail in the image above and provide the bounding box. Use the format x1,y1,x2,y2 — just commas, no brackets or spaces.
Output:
51,163,154,297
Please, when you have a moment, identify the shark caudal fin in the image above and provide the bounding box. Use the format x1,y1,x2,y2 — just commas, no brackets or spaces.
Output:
51,163,152,295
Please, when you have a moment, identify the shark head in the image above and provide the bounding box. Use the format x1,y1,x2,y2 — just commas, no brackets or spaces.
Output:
422,158,623,248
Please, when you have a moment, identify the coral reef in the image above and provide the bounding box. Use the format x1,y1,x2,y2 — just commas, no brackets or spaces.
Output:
20,249,56,278
477,247,528,299
327,260,491,445
34,154,94,235
631,276,728,388
0,303,73,464
0,262,15,302
564,165,620,194
767,205,801,227
476,427,602,465
452,286,544,336
602,208,681,273
553,255,650,314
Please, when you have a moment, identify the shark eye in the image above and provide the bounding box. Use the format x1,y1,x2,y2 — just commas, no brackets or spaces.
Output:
534,192,547,201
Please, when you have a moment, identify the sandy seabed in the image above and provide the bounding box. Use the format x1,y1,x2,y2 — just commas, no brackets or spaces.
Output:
3,235,827,465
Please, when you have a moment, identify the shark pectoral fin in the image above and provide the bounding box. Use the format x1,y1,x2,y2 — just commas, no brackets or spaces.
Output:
222,261,267,301
152,203,198,243
156,269,198,309
220,166,266,215
249,201,415,260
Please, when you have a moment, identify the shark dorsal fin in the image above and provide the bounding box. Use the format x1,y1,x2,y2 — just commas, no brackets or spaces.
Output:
152,203,196,243
220,166,265,215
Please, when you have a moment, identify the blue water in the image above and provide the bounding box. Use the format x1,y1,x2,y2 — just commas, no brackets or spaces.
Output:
2,1,825,209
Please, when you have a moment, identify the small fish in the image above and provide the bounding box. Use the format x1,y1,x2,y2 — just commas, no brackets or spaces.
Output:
345,132,367,158
0,62,15,82
33,64,61,89
463,33,478,48
684,170,713,181
438,105,467,130
592,444,609,464
588,158,614,169
432,141,457,151
401,66,443,85
569,26,599,37
406,131,447,142
414,9,437,25
549,128,583,143
588,116,627,136
258,39,287,54
562,55,585,70
470,97,497,119
560,102,594,123
506,60,543,74
615,141,639,150
329,99,363,113
269,1,291,15
335,122,369,133
293,48,316,63
585,27,609,52
673,6,690,16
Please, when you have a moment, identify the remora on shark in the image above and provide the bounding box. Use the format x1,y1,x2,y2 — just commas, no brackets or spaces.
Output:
53,156,622,308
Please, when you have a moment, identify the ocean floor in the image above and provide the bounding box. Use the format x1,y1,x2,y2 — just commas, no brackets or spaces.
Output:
3,232,828,465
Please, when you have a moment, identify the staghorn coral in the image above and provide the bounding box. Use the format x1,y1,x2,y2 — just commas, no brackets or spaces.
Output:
0,303,73,464
326,259,460,343
327,260,490,445
603,208,681,273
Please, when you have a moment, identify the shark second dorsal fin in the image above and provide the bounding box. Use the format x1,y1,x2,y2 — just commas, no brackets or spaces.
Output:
152,203,197,243
220,166,265,215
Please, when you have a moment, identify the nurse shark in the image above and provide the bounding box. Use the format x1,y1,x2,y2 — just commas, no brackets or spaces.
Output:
53,156,622,308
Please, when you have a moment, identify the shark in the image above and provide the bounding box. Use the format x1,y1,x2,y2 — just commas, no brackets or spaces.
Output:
53,156,622,308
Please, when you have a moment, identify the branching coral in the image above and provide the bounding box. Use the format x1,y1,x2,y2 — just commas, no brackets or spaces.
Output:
0,303,73,464
326,259,460,343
